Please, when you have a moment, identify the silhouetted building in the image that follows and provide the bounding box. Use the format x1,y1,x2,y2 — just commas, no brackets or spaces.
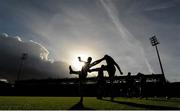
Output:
0,73,179,97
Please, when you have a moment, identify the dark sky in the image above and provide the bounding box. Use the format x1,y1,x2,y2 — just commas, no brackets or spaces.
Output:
0,0,179,82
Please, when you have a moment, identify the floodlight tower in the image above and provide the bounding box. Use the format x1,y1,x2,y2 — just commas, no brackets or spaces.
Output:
17,53,28,81
150,36,164,76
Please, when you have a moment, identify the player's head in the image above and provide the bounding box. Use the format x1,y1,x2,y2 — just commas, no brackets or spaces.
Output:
128,72,131,76
104,54,109,58
87,57,92,63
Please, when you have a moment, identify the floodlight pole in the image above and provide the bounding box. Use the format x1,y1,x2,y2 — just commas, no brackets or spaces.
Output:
155,45,164,75
150,36,164,76
17,53,28,81
150,36,168,97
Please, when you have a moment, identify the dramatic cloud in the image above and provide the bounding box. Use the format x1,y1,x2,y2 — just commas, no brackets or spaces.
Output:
0,33,70,83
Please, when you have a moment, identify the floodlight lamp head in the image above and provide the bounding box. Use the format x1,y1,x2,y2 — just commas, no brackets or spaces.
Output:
150,36,159,46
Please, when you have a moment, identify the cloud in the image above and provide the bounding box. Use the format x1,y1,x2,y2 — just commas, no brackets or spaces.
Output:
0,0,179,82
144,1,175,11
0,33,49,60
0,33,70,83
28,40,49,60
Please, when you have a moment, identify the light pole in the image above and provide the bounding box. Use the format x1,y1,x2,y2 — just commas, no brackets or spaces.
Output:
17,53,28,81
150,36,169,98
150,36,164,76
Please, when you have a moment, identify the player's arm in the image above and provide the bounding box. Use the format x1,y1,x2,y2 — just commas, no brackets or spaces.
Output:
78,57,86,63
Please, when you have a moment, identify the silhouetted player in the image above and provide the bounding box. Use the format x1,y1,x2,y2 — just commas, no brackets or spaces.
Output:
126,72,134,97
90,65,106,99
138,73,146,98
103,54,123,101
90,54,123,101
69,57,104,103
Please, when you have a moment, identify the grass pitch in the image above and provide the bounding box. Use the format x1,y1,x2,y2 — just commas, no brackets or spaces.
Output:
0,96,179,110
